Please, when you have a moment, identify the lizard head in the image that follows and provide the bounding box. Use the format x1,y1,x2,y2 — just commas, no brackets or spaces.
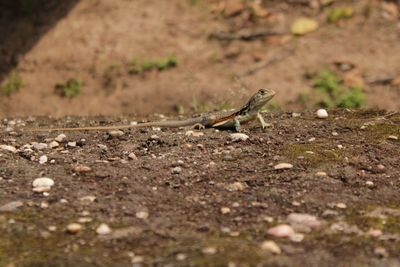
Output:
248,88,275,110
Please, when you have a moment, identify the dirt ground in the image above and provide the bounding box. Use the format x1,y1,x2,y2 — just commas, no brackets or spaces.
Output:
0,0,399,116
0,110,399,266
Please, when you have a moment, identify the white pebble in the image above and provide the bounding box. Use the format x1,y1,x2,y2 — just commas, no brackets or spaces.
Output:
220,207,231,214
336,203,347,209
109,130,124,137
230,133,249,142
315,171,327,177
32,177,54,192
55,134,66,142
289,233,305,242
260,240,281,254
128,153,138,160
136,211,149,219
185,130,204,137
366,181,374,187
171,166,182,174
202,247,217,255
67,141,77,147
0,145,17,153
387,135,398,140
267,224,295,238
32,142,48,150
287,213,322,229
227,182,246,191
274,163,293,170
66,223,82,234
39,155,48,164
316,109,328,119
96,223,112,235
49,141,59,148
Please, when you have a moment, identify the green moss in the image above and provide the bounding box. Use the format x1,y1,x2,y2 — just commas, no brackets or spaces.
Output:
366,123,400,142
1,71,23,96
128,55,178,74
327,7,354,23
54,78,82,98
281,142,346,167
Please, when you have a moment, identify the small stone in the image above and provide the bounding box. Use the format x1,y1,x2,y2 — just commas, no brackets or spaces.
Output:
315,171,327,177
40,201,49,209
96,223,112,235
128,153,138,160
289,233,305,242
377,164,385,170
291,18,319,35
131,256,144,263
185,130,204,137
322,209,339,218
274,163,293,170
79,195,96,204
55,134,66,142
230,133,249,142
336,203,347,209
387,135,398,140
135,211,149,219
365,181,374,187
337,144,343,149
202,246,217,255
73,165,92,173
32,177,55,192
49,141,59,148
0,201,23,212
308,137,316,142
171,166,182,174
0,145,17,153
374,247,389,258
67,141,77,147
39,155,48,164
267,224,295,238
150,134,159,140
66,223,82,234
220,207,231,214
262,215,274,223
48,225,57,231
367,228,383,237
176,253,187,261
291,201,301,206
227,182,246,191
332,131,338,136
292,112,301,118
316,109,328,119
109,130,124,137
260,240,281,254
32,142,48,150
287,213,322,230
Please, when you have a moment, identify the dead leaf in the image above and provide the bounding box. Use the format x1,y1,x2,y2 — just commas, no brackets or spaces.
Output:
291,18,319,35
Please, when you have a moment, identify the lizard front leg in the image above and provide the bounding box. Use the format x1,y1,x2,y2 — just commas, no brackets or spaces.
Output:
257,112,268,130
234,118,241,132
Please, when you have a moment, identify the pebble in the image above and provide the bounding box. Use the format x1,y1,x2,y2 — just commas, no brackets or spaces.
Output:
377,164,385,170
260,240,281,254
287,213,322,231
79,195,96,204
55,134,66,142
374,247,389,258
73,165,92,173
230,133,249,142
135,211,149,219
96,223,112,235
315,171,327,177
202,246,217,255
128,153,138,160
0,145,17,153
322,209,339,218
32,177,55,192
292,112,301,117
332,131,338,136
227,182,246,191
49,141,59,148
0,201,23,212
32,142,48,150
267,224,295,238
150,134,159,140
176,253,187,261
171,167,182,174
185,130,204,137
109,130,124,137
316,109,329,119
387,135,398,140
336,203,347,209
39,155,48,164
274,163,293,170
220,207,231,214
367,228,383,237
289,233,305,242
365,181,374,187
67,141,77,147
308,137,316,142
66,223,82,234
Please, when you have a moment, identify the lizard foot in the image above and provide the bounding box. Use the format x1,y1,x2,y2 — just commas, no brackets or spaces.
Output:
192,123,205,130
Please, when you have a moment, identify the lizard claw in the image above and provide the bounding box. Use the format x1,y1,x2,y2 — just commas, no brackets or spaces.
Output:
192,123,205,130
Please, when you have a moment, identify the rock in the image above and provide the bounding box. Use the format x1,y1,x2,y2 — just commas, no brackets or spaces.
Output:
329,222,363,235
96,223,112,235
220,207,231,214
322,209,339,218
367,228,383,237
128,153,138,160
100,226,142,240
171,167,182,174
315,171,327,177
226,182,246,191
55,134,67,142
32,142,48,150
289,233,305,242
287,213,322,232
274,163,293,170
32,177,55,192
0,145,17,153
67,141,77,147
202,246,217,255
49,141,59,148
316,109,328,119
267,224,295,238
176,253,187,261
66,223,82,234
136,211,149,219
79,195,96,204
387,135,398,140
365,181,374,187
260,240,281,254
185,130,204,137
0,201,23,212
336,203,347,209
230,133,249,142
374,247,389,258
291,18,319,35
39,155,48,164
73,165,92,173
109,130,124,137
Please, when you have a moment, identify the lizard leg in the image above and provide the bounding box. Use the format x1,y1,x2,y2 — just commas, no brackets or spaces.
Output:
257,113,268,130
192,123,205,130
234,118,241,132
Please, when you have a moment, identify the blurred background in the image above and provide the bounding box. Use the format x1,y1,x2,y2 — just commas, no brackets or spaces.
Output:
0,0,399,117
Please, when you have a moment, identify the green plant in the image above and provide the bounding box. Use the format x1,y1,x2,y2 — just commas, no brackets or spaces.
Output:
0,71,23,96
337,86,365,108
54,78,82,98
128,55,178,74
327,7,354,23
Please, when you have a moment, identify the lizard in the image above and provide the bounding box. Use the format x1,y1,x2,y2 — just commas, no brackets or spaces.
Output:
26,88,275,132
